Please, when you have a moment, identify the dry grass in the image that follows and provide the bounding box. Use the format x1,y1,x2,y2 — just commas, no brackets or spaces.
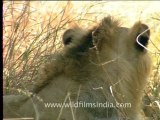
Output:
3,1,160,119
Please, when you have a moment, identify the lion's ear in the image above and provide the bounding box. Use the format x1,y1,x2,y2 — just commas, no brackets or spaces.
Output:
63,29,74,46
135,24,150,51
62,27,94,54
62,27,87,46
129,22,150,52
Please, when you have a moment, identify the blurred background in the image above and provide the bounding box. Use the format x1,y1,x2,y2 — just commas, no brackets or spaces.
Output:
3,1,160,119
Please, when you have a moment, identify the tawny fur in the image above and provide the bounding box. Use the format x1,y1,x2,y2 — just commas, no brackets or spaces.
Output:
3,16,152,120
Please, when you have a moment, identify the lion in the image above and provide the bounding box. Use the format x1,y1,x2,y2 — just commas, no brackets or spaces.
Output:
3,16,152,120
